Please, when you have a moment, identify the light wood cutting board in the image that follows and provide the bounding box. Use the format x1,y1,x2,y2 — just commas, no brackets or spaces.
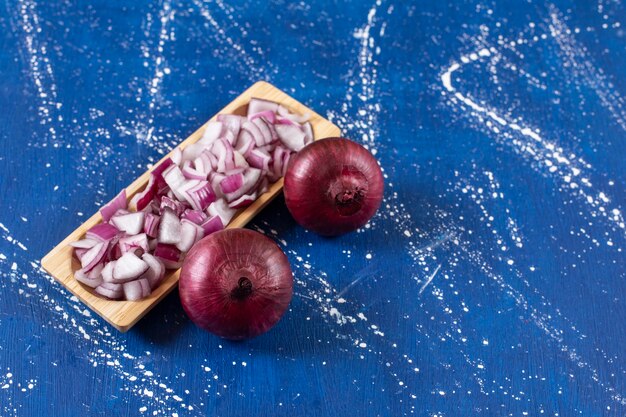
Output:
41,81,341,332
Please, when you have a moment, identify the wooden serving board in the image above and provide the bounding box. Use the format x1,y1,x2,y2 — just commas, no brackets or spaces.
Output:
41,81,341,332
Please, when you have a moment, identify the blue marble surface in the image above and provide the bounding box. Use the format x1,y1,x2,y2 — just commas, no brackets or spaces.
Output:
0,0,624,416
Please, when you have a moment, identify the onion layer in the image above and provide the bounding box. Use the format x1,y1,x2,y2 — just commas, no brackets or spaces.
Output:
179,229,293,340
284,137,384,236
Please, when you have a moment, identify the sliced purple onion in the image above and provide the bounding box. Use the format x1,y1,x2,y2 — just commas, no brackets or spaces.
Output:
75,267,103,288
144,213,160,238
219,170,244,195
160,195,186,217
80,241,108,272
198,121,224,146
179,180,216,211
153,157,174,177
162,164,187,201
171,147,182,165
221,129,237,146
228,192,257,209
102,261,116,282
100,189,127,222
252,118,273,145
158,207,181,245
113,252,149,282
257,177,269,194
235,130,255,156
70,238,99,249
217,114,244,139
277,104,310,123
141,253,165,289
302,122,314,145
248,97,279,117
182,209,207,225
224,168,262,202
89,263,104,278
207,199,237,226
201,149,219,171
200,215,224,236
177,220,204,252
233,150,248,168
268,146,292,182
242,120,267,147
275,124,307,151
212,138,235,173
118,233,149,256
246,148,271,172
181,142,208,163
73,247,89,262
153,243,183,269
106,234,123,262
249,110,276,124
85,223,120,241
208,171,226,198
113,208,130,217
111,212,145,235
95,282,123,299
193,155,210,174
275,116,302,126
131,158,175,212
123,278,151,301
181,160,208,180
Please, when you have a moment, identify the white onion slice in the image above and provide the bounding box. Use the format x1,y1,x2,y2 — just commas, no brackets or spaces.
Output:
247,98,279,117
198,121,224,146
102,260,116,283
95,282,123,299
224,168,262,202
100,189,127,222
158,207,181,244
207,199,237,226
228,192,257,209
141,253,165,289
275,124,307,151
246,148,271,172
111,212,145,235
170,147,182,165
177,220,204,252
118,233,149,256
123,278,151,301
249,110,276,124
277,104,310,123
113,252,149,282
70,238,99,249
252,118,273,145
162,164,187,201
80,241,108,272
74,267,103,288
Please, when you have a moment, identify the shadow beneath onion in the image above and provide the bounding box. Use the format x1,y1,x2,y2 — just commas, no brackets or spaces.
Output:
225,296,344,356
247,195,301,235
132,288,193,344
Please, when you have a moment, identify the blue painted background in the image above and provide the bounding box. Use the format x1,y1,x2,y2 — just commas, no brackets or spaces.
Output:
0,0,624,416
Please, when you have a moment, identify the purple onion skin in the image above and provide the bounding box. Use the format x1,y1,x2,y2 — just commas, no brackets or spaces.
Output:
284,137,384,236
179,229,293,340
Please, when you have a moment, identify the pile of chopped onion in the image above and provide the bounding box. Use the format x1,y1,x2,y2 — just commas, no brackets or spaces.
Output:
71,98,312,301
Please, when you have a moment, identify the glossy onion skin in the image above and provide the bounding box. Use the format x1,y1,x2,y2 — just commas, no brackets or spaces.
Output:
284,137,384,236
179,229,293,340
